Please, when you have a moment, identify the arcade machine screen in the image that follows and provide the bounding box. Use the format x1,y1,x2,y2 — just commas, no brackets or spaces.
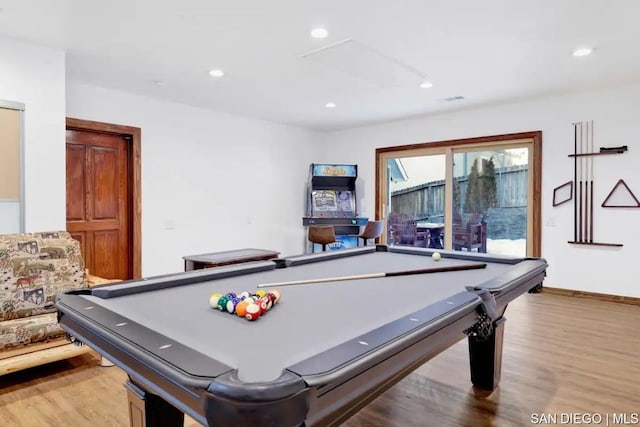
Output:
311,190,354,215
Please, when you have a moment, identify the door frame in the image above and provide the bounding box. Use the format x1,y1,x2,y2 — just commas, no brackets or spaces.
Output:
375,131,542,257
66,117,142,278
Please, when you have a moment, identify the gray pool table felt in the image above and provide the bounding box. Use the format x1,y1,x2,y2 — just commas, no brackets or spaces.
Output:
85,251,515,382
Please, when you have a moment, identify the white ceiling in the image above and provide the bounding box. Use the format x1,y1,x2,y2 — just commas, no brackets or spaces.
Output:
1,0,639,131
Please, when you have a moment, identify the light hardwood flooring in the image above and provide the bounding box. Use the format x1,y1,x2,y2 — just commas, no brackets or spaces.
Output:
0,292,638,427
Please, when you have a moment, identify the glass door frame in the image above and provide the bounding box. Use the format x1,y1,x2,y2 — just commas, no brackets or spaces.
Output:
376,131,542,257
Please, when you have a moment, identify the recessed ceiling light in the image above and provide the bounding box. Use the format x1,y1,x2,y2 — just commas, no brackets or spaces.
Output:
209,69,224,77
419,81,433,89
311,28,329,39
572,47,593,57
325,102,336,108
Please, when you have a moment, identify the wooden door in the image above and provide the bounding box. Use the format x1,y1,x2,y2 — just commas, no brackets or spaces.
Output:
66,130,130,280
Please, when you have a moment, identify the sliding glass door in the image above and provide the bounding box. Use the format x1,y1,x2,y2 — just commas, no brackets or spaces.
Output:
376,132,541,257
452,147,530,257
386,154,446,249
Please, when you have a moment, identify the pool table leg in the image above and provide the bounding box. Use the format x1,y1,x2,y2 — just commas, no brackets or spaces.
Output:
125,380,184,427
467,317,506,391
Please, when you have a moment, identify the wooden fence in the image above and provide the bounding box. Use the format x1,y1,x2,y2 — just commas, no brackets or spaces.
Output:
391,165,528,220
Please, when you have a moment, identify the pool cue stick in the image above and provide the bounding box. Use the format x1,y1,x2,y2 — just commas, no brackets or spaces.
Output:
573,123,578,242
584,120,589,241
582,122,589,242
587,121,591,241
257,263,487,288
590,120,594,242
578,121,583,242
582,121,586,241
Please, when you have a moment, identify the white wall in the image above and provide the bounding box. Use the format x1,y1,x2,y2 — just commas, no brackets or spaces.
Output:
322,84,640,297
67,82,318,276
0,37,66,231
6,34,637,296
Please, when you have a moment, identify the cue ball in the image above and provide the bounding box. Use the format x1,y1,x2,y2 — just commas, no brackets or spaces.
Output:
432,252,442,261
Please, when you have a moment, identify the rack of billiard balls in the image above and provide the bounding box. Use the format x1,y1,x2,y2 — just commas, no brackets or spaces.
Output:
208,289,281,321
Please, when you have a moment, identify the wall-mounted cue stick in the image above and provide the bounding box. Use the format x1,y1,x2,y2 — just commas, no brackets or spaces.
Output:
584,121,589,241
578,122,583,242
257,263,487,288
580,121,583,240
590,120,594,242
572,123,578,242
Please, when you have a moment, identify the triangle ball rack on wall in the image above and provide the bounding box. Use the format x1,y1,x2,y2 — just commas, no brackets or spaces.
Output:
601,179,640,208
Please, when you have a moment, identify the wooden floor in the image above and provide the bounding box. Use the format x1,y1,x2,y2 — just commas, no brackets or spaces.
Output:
1,292,638,427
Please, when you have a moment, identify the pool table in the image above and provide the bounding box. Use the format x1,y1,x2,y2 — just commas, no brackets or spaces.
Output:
56,245,547,427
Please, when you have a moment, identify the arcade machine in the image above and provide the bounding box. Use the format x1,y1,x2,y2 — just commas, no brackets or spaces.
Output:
302,163,368,252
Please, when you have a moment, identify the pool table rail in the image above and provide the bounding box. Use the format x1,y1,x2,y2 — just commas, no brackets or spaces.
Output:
203,290,483,427
289,291,481,382
301,294,485,426
90,261,278,299
57,294,219,425
59,289,315,426
205,370,310,427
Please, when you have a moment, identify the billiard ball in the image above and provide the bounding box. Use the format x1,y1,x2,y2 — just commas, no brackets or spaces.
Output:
268,289,281,303
245,303,261,321
266,292,277,306
255,298,267,314
235,300,249,317
217,295,230,311
432,252,442,261
208,293,222,309
226,297,241,314
259,295,272,311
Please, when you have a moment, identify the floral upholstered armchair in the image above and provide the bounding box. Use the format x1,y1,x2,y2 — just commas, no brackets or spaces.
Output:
0,231,95,375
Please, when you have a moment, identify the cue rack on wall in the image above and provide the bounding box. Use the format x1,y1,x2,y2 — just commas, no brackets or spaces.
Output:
562,120,628,247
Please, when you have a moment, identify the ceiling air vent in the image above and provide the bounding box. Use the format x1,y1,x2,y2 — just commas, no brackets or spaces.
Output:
443,96,465,102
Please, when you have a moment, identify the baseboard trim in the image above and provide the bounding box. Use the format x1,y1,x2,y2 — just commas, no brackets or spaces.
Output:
542,286,640,306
